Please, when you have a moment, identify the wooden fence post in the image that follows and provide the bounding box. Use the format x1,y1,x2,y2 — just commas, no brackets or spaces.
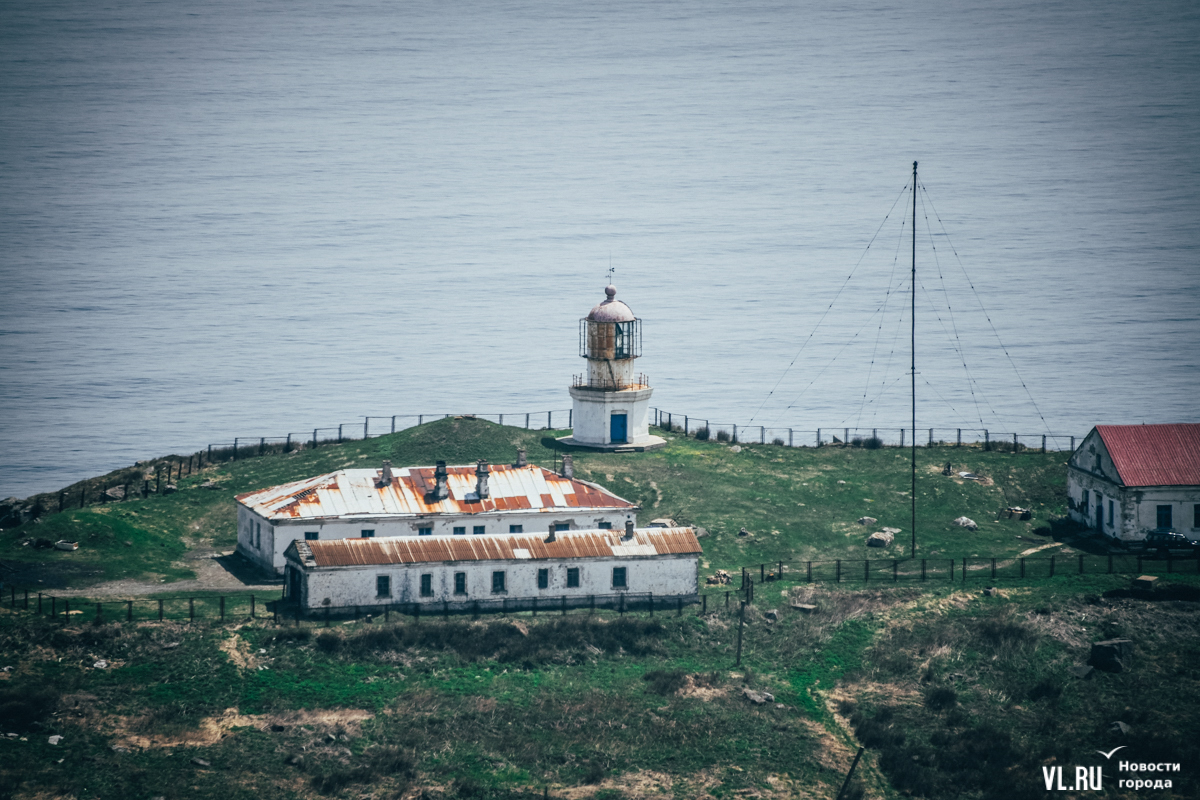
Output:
807,561,813,582
991,558,996,579
893,560,898,582
864,560,870,582
1020,558,1025,578
127,600,133,622
735,602,745,667
836,560,841,583
158,599,164,621
220,597,225,622
95,603,102,624
961,558,966,582
189,598,194,621
251,595,255,619
701,595,707,615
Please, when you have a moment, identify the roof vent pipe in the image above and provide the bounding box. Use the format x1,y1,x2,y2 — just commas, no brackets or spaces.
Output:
432,460,449,501
376,460,394,488
560,454,574,479
545,523,557,543
515,448,527,468
475,460,490,499
623,519,635,540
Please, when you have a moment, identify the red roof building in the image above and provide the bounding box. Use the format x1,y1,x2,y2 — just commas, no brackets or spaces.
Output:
1067,424,1200,541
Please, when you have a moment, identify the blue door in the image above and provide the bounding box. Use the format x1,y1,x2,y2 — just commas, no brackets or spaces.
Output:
610,413,628,443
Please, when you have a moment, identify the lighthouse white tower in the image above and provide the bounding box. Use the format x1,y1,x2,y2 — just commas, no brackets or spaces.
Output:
559,286,666,451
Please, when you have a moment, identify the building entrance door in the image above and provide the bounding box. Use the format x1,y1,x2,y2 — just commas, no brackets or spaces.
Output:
610,413,628,443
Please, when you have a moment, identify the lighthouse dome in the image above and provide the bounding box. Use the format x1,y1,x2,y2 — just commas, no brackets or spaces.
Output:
586,285,636,323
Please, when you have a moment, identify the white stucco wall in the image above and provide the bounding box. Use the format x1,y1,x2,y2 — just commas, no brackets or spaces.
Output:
290,552,698,610
238,506,637,575
569,385,653,446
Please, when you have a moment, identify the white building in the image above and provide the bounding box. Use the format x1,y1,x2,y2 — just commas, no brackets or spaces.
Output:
236,456,638,575
1067,423,1200,541
559,286,665,451
282,524,701,612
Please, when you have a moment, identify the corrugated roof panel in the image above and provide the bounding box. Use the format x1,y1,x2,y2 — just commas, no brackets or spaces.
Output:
1095,424,1200,487
304,527,701,567
238,463,637,522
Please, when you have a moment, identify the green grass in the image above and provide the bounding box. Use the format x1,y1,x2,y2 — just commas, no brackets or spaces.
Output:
1,417,1070,589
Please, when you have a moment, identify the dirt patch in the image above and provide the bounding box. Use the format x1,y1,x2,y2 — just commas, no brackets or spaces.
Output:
676,674,728,702
218,633,254,670
108,707,374,750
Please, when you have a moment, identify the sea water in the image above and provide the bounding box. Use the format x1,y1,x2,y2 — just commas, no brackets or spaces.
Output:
2,0,1198,497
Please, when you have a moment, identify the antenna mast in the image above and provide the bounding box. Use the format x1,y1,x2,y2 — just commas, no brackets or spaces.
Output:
911,161,917,559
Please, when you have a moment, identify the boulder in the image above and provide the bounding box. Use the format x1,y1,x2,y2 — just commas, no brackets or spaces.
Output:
867,530,894,547
162,484,178,495
1068,664,1094,680
741,688,775,705
737,527,749,537
104,485,126,501
954,516,978,531
1110,721,1131,736
857,517,878,526
1089,639,1133,673
790,603,818,612
764,609,778,622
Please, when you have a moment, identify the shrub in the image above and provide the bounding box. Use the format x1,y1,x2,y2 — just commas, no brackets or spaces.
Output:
864,436,883,449
694,427,710,441
1027,678,1062,701
315,632,342,653
925,687,957,710
851,437,864,447
772,437,785,446
643,669,687,695
0,684,59,732
716,430,730,442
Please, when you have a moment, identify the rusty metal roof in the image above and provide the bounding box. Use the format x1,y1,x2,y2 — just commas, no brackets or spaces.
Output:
292,527,702,568
1094,424,1200,487
586,285,636,323
237,464,638,522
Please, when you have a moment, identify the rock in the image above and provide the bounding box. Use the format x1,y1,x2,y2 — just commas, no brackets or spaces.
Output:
694,527,708,538
1111,721,1131,736
775,703,786,709
837,480,846,484
705,570,733,585
737,527,749,537
92,660,108,669
1089,639,1133,673
954,516,978,531
200,480,221,490
325,733,338,743
790,603,818,612
881,526,901,535
741,688,775,705
48,735,63,745
104,486,126,501
163,484,178,495
730,445,741,453
285,754,304,767
867,530,894,547
190,757,211,767
1068,664,1094,680
1133,575,1158,592
983,587,996,597
110,744,129,753
857,517,878,526
764,610,778,622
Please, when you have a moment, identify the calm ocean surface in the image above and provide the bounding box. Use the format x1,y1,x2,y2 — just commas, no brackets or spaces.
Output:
2,0,1198,498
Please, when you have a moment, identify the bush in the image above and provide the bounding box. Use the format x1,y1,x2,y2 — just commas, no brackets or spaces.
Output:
694,427,710,441
864,437,883,449
925,687,957,710
643,669,687,695
772,437,785,446
315,632,342,653
716,430,730,442
0,684,59,732
851,437,864,447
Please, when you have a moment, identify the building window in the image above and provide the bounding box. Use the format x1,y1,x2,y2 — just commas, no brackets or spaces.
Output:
362,529,375,538
492,571,506,593
305,531,319,541
1157,505,1173,530
474,525,486,535
255,523,261,549
612,567,627,589
567,567,580,588
420,573,433,597
377,575,391,597
1108,500,1114,527
454,572,467,595
453,526,466,535
555,523,570,532
1194,504,1200,529
1081,490,1089,511
509,524,523,533
537,568,549,589
418,526,432,536
598,521,612,530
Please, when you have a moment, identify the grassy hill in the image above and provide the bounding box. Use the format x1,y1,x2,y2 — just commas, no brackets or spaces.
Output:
2,419,1199,799
0,417,1068,589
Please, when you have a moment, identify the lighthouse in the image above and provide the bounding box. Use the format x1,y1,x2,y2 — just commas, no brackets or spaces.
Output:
559,286,666,451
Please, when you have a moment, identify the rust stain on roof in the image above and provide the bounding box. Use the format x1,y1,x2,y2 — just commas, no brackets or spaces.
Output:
296,527,701,568
237,464,637,522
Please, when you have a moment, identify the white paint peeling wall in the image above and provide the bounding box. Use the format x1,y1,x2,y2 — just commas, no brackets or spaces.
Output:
291,553,698,610
569,386,653,445
237,506,636,575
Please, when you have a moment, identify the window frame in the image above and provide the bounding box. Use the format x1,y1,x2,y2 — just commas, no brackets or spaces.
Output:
598,521,612,530
304,531,319,541
509,524,523,533
612,566,627,589
361,529,375,538
474,525,487,535
1157,505,1173,530
376,575,391,598
453,526,466,535
554,523,570,532
454,572,467,595
420,573,434,597
418,526,433,536
537,568,549,590
566,567,580,588
491,570,507,594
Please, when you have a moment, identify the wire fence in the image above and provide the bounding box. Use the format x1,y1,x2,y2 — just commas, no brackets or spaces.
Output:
651,408,1081,453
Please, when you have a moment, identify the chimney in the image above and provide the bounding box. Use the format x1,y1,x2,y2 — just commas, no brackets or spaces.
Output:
545,522,557,543
376,459,394,488
514,448,527,468
432,460,449,501
623,519,635,540
560,454,574,479
475,460,490,499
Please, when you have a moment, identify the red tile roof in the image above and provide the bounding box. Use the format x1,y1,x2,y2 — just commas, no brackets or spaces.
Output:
1095,424,1200,487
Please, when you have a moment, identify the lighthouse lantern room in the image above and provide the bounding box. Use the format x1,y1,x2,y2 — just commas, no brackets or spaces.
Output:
560,286,666,451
